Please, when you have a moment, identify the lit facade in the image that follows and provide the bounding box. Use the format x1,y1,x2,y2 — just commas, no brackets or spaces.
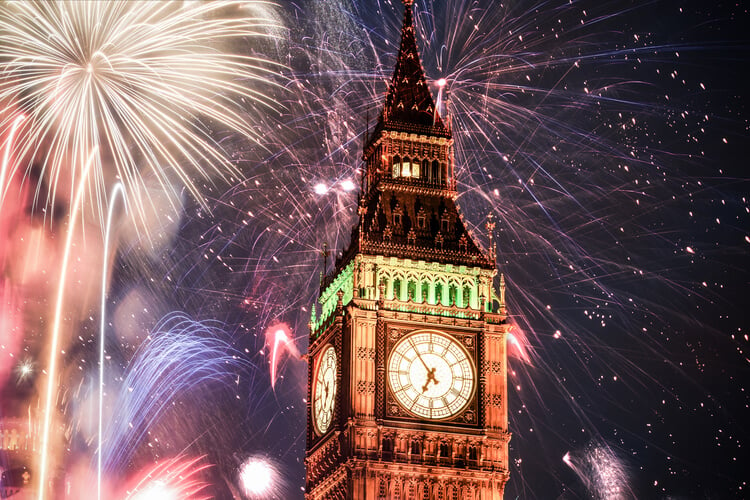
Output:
305,1,510,498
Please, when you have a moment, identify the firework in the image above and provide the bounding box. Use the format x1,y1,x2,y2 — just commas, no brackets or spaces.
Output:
0,0,284,232
264,322,300,390
101,312,247,474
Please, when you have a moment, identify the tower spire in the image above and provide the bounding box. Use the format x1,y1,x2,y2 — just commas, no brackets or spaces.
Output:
380,0,446,132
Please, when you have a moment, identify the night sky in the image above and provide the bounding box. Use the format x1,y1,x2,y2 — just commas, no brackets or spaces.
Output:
1,0,749,498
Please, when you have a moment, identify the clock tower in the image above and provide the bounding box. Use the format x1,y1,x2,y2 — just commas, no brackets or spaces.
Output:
305,1,511,498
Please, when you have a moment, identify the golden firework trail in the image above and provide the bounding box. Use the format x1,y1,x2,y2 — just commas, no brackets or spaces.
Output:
0,0,284,231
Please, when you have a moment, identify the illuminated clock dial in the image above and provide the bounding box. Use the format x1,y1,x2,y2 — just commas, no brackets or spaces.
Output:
313,345,337,435
388,331,475,420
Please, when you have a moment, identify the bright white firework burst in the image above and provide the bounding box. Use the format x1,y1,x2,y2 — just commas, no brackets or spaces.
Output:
239,455,277,498
0,1,284,231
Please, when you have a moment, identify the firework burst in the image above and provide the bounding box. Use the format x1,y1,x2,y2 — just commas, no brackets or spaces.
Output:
0,0,284,232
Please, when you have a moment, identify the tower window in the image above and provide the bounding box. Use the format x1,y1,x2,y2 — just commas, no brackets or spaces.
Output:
402,160,411,177
411,440,421,456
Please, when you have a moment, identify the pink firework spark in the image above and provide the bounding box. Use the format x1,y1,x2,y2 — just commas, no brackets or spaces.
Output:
264,322,300,390
124,455,213,500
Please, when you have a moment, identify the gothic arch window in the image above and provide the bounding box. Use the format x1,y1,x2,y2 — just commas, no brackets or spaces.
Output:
407,280,417,301
382,437,394,459
393,278,402,301
439,442,450,458
431,160,439,183
440,215,450,233
468,446,478,462
421,282,430,304
448,284,458,306
422,159,429,179
434,283,443,305
463,284,473,308
417,208,426,229
412,158,420,178
410,440,421,456
393,155,401,178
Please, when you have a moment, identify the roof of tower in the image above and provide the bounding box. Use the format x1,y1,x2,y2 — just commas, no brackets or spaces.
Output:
377,0,448,136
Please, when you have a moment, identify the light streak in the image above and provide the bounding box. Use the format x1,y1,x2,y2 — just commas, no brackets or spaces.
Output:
38,147,98,500
98,183,128,500
266,322,299,390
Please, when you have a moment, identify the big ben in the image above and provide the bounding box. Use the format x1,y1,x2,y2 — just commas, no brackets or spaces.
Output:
305,1,511,498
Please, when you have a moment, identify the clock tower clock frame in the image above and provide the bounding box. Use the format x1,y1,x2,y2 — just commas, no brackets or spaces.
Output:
305,1,511,498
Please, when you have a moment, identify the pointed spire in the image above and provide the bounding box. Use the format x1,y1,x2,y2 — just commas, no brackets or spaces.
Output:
380,0,447,132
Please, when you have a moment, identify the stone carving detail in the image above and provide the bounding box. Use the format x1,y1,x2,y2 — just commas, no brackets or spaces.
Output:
357,347,376,360
357,380,376,394
482,360,502,373
461,410,476,424
487,393,502,407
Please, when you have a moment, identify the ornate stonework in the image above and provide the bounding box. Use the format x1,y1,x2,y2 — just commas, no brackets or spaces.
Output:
305,1,510,498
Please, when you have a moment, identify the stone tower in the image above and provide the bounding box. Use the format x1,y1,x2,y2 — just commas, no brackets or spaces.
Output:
305,1,511,498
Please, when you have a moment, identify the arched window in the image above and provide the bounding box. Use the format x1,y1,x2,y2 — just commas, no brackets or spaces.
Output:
411,440,421,456
393,155,401,178
412,158,420,178
463,285,473,308
448,284,458,306
422,159,429,179
431,160,439,183
407,280,417,301
421,283,430,304
434,284,443,305
393,278,402,300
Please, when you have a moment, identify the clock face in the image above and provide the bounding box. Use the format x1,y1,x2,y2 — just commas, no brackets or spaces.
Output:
388,331,475,420
312,345,337,435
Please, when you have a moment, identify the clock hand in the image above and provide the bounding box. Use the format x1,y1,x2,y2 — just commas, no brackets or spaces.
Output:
421,367,440,392
409,338,431,372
